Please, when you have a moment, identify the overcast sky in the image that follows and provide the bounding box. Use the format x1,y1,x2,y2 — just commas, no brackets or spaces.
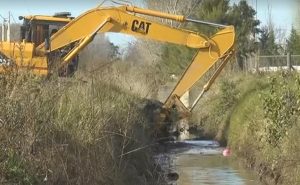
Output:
0,0,298,47
232,0,299,31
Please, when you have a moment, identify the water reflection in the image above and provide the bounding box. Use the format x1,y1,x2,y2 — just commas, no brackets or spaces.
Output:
168,140,262,185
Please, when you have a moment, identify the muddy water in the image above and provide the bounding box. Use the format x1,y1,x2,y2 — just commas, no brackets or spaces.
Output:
160,140,262,185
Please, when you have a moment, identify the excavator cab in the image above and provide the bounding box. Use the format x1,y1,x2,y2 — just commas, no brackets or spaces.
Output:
19,13,72,47
17,13,78,76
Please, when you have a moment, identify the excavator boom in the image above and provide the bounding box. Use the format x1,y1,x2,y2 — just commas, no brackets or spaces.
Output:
0,5,235,116
37,6,211,53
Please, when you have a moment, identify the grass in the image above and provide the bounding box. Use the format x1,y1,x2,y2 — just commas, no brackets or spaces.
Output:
192,71,300,185
191,71,268,138
0,70,163,185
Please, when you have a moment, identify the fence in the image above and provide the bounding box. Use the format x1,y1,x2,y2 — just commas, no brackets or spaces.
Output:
245,53,300,72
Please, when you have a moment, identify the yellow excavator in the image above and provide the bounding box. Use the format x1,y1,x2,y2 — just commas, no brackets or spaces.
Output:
0,5,235,130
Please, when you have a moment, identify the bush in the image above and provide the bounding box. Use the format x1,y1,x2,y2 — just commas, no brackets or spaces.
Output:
190,73,240,141
262,73,300,146
0,72,162,185
218,79,239,112
228,72,300,185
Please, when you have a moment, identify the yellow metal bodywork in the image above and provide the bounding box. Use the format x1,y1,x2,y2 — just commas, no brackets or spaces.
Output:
0,5,235,112
125,6,186,22
164,26,235,110
0,42,48,75
62,17,111,64
0,15,71,75
37,6,210,53
23,15,72,23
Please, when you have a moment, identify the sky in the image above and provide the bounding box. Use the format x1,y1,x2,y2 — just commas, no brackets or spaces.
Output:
0,0,110,16
231,0,300,31
0,0,299,47
0,0,140,48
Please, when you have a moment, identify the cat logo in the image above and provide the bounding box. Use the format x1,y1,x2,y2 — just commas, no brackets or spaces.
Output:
131,20,152,34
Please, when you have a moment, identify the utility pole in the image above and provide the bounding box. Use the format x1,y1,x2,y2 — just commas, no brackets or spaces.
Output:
1,19,5,41
255,0,257,41
287,52,292,72
254,0,258,73
0,14,6,42
7,11,10,42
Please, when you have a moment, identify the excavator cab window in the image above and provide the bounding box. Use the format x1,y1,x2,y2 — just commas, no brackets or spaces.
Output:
31,23,49,46
20,19,31,42
20,15,71,46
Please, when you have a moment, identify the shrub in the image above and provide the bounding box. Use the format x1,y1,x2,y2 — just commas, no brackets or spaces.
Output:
0,72,161,185
262,73,300,146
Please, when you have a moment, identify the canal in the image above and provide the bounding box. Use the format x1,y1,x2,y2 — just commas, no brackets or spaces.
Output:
157,140,262,185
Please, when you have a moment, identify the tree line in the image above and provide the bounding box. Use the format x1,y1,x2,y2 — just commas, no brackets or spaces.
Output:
139,0,300,75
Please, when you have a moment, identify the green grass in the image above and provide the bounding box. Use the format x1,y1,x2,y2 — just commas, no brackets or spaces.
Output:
192,71,300,184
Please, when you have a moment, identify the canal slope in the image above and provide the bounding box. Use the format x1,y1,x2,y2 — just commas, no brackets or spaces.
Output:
191,73,300,185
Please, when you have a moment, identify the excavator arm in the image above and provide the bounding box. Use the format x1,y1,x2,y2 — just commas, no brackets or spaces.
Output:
38,6,211,50
37,6,211,60
1,5,235,115
36,5,235,112
164,27,234,113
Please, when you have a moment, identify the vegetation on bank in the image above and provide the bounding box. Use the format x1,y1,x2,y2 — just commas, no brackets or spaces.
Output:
149,1,300,183
0,71,163,185
192,71,300,185
1,1,299,184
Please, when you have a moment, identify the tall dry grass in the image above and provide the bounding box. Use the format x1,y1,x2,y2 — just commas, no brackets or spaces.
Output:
0,71,164,185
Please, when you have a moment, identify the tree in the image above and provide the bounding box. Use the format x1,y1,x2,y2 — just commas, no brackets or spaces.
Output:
194,0,260,70
192,0,260,70
192,0,230,35
287,26,300,54
130,0,259,77
139,0,202,78
259,26,279,55
79,35,120,71
146,0,202,26
226,0,260,70
149,0,231,77
157,44,195,77
124,40,162,66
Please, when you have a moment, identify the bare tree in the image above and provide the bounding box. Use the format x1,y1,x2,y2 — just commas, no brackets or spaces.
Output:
79,34,119,71
123,0,203,67
146,0,202,26
0,23,20,41
124,40,161,66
